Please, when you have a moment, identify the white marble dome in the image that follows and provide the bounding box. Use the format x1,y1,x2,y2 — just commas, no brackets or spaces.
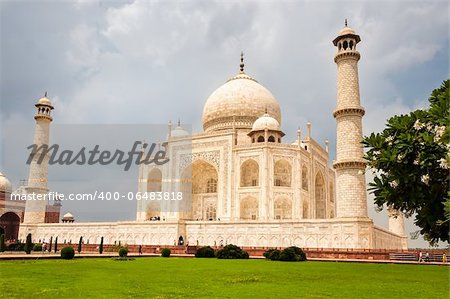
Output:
202,72,281,132
171,126,190,137
0,172,12,193
252,113,281,132
37,96,52,106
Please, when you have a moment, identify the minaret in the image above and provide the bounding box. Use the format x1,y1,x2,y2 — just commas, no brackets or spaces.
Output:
332,21,368,218
23,93,54,224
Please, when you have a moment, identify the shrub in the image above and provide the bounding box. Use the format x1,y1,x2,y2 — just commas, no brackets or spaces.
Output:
0,234,5,252
118,247,128,257
216,244,249,259
24,234,32,254
33,244,43,252
7,243,25,251
78,236,83,253
279,246,307,262
195,246,215,258
60,246,75,260
263,248,281,261
161,248,171,257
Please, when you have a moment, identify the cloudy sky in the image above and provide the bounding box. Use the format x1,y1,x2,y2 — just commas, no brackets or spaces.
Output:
0,0,448,247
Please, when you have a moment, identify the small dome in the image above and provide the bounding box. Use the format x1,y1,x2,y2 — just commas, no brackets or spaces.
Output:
37,96,52,106
171,126,190,138
338,26,356,36
62,212,74,219
252,113,281,132
0,172,12,193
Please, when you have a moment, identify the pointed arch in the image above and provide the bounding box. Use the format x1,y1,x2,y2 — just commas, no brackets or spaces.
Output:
273,197,292,220
315,171,326,219
240,196,258,220
240,159,259,187
301,165,308,190
181,160,218,220
274,159,291,187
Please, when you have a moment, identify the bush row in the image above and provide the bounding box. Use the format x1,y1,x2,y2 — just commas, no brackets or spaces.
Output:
263,246,307,262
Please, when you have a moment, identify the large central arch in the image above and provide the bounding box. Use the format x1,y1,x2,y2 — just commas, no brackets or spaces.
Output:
183,160,218,220
0,212,20,241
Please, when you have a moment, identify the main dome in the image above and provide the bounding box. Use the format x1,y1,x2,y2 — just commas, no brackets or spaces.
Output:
202,70,281,132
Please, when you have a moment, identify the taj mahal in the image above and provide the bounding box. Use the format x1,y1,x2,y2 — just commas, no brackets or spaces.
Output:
0,23,408,250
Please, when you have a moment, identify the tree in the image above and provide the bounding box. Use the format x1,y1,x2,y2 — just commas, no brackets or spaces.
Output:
54,237,58,253
48,236,53,253
99,237,104,254
363,80,449,244
78,236,83,254
24,233,33,254
0,234,6,252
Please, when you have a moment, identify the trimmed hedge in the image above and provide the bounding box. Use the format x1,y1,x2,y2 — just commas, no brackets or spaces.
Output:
60,246,75,260
195,246,215,258
161,248,171,257
216,244,249,259
33,244,43,252
264,246,307,262
118,247,128,257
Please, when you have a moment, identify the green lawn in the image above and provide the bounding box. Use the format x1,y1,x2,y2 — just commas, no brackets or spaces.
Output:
0,258,448,298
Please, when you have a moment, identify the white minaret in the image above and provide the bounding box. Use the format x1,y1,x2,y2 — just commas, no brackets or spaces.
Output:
332,21,368,218
23,93,54,224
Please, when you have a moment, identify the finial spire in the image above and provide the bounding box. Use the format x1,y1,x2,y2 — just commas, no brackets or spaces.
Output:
345,19,348,27
240,51,244,73
44,91,47,97
177,119,181,127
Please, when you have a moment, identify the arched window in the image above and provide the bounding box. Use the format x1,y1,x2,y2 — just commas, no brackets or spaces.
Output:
146,168,162,219
274,197,292,220
274,160,291,187
301,166,308,190
205,204,216,220
315,172,326,219
257,136,265,143
207,178,217,193
240,197,258,220
240,159,259,187
268,135,275,142
349,40,354,50
343,40,348,50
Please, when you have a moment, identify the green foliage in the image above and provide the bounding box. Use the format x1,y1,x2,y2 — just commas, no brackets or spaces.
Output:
54,237,58,253
24,234,32,254
263,249,281,261
216,244,249,259
363,80,450,244
265,247,307,262
279,247,307,262
33,244,43,252
60,246,75,260
118,247,128,257
195,246,215,258
0,234,5,252
161,248,171,257
78,236,83,253
99,237,104,254
49,236,53,252
7,243,24,251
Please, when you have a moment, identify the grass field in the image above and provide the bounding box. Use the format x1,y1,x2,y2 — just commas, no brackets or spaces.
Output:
0,258,448,298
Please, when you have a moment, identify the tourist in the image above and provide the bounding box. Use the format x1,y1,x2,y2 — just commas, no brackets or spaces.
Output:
418,251,423,263
139,245,142,255
443,253,447,263
425,252,430,262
